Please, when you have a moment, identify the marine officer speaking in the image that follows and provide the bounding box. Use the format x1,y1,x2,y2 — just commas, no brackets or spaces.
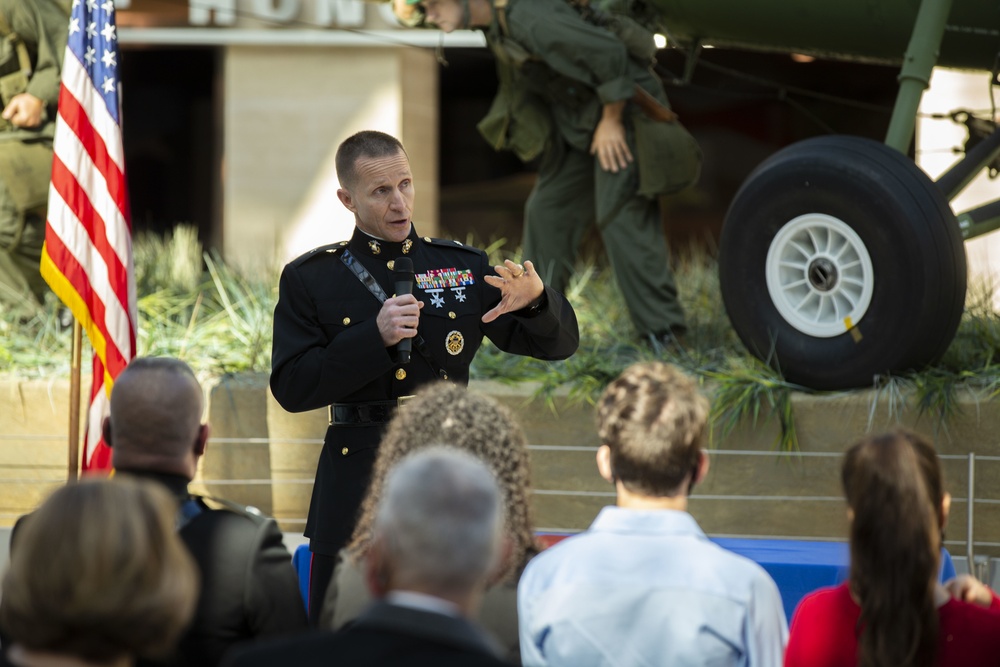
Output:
269,130,579,624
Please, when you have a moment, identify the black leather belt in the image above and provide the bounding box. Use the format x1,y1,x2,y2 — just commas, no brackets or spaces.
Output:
328,397,415,425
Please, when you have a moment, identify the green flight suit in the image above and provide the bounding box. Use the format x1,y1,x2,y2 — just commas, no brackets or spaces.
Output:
481,0,686,338
0,0,67,316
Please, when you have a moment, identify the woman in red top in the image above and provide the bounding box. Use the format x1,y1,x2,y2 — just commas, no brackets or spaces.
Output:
784,429,1000,667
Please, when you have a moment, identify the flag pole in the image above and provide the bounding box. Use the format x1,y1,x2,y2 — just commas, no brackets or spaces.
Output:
67,320,82,482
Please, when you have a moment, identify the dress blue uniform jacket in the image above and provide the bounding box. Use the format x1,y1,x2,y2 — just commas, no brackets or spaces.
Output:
270,225,579,555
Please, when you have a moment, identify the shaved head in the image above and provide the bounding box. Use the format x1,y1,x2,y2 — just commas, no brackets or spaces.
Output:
107,357,207,478
335,130,406,191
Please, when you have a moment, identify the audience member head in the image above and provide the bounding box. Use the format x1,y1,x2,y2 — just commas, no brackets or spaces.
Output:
335,130,407,191
105,357,208,480
348,381,535,582
596,362,709,501
842,429,949,667
1,478,199,666
366,447,503,613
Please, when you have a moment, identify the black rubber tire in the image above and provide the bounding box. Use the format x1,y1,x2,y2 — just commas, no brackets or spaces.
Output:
719,135,966,391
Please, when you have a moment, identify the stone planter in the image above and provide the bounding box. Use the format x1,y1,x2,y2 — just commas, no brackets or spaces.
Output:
1,372,997,556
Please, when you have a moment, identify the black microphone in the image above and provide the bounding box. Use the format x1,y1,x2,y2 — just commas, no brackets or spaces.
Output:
392,257,415,364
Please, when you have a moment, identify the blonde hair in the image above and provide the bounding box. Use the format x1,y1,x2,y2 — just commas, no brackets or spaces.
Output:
1,478,199,662
348,381,536,582
596,362,709,496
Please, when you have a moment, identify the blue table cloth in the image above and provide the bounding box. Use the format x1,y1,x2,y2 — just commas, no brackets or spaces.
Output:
711,538,955,621
292,543,311,611
293,538,957,621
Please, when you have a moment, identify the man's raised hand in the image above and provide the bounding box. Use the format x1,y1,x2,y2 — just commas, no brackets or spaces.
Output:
482,259,545,323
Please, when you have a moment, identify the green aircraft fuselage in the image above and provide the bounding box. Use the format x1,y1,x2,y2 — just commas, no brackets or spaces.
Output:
650,0,999,71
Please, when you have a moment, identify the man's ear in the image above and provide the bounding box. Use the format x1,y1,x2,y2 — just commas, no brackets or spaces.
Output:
694,450,710,485
337,188,357,213
364,537,391,599
596,445,614,483
941,492,952,533
194,423,210,457
102,416,113,447
487,535,514,584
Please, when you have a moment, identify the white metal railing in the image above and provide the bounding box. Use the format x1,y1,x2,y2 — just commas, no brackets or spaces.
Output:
0,435,996,567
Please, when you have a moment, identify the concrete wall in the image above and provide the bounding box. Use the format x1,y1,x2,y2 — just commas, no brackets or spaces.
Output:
488,383,1000,554
2,374,998,556
222,44,439,270
0,379,85,526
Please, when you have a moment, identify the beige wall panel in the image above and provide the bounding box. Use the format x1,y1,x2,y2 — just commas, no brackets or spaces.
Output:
197,374,274,515
222,45,439,270
0,377,89,523
401,48,439,237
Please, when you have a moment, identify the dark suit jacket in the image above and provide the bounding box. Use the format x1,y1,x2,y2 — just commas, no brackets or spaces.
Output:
221,601,514,667
322,551,521,663
121,472,309,667
6,473,308,667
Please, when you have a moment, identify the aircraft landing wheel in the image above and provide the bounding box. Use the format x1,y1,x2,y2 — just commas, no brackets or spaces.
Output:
719,135,966,391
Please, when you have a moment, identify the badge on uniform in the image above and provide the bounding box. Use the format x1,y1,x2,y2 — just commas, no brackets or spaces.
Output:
402,239,413,254
446,331,465,356
369,240,381,255
416,268,475,308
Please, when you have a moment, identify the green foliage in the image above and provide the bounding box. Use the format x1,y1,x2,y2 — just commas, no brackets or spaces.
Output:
137,251,274,374
133,225,202,296
936,279,1000,372
911,369,967,437
1,226,276,377
5,229,1000,451
0,300,75,375
701,358,801,452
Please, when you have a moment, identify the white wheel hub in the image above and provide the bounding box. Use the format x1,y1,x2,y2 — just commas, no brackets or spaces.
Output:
765,213,874,338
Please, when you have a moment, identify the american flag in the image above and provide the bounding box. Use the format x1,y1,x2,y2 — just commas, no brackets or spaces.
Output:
39,0,137,472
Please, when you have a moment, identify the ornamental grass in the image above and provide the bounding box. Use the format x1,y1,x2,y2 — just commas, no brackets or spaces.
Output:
3,226,1000,451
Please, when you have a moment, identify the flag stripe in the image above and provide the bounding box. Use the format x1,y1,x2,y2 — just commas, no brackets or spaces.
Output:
46,185,133,365
85,361,111,468
39,246,102,349
41,232,129,382
49,158,135,358
49,157,129,304
60,53,124,171
56,83,127,221
52,119,131,269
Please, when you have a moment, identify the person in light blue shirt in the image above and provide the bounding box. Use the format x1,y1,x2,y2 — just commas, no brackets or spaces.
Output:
517,362,788,667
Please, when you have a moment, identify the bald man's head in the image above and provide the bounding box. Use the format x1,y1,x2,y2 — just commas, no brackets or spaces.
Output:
106,358,208,479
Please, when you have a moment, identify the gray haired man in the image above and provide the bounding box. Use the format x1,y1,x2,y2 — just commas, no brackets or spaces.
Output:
223,447,513,667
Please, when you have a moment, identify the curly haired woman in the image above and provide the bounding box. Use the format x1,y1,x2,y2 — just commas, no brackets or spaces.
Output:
319,381,537,662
